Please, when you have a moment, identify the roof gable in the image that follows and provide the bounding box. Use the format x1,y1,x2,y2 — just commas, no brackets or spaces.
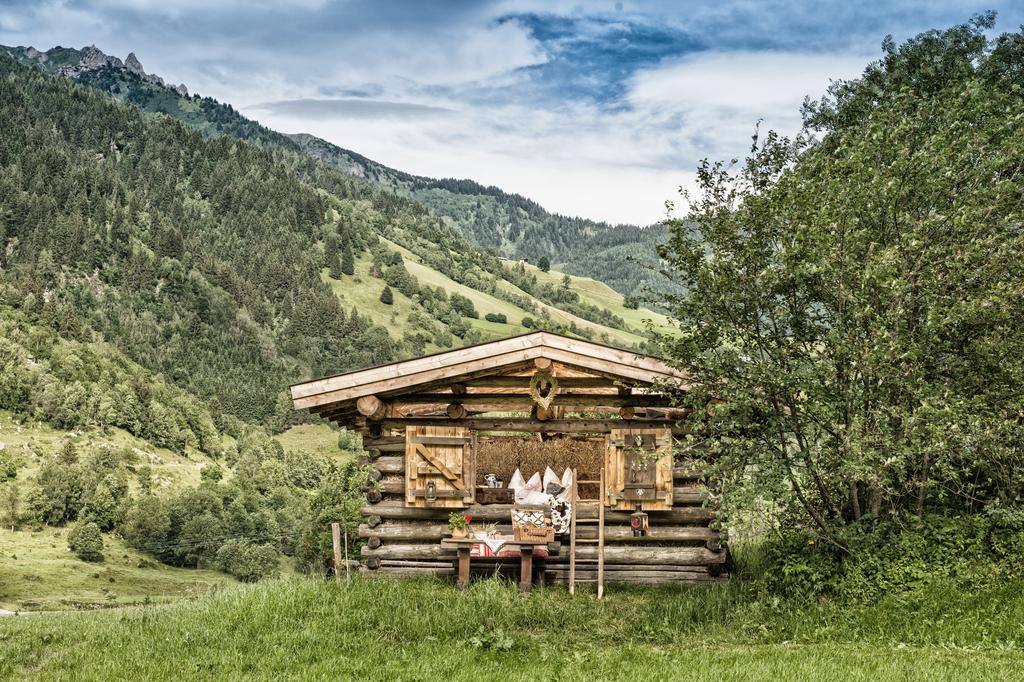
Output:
290,331,686,412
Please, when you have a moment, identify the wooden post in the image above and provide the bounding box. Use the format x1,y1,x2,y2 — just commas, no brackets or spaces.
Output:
569,467,577,595
457,546,471,590
331,522,342,584
344,526,351,581
598,469,605,599
520,546,533,594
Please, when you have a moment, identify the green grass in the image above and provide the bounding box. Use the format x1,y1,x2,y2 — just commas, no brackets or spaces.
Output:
273,424,352,463
0,576,1020,679
515,259,673,335
321,258,426,342
0,527,233,612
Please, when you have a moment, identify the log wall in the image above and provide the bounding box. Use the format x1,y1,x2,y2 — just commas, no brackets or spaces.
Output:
358,432,728,586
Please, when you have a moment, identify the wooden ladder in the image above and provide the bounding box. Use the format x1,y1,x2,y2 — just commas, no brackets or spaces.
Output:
568,467,605,598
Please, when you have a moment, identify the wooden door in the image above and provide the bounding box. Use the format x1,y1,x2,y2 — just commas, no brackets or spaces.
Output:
604,428,673,510
405,425,475,508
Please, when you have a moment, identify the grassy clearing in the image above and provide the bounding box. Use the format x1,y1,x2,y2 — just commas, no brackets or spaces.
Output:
0,527,233,612
273,424,352,463
0,576,1020,679
383,237,649,346
514,260,673,335
321,259,426,343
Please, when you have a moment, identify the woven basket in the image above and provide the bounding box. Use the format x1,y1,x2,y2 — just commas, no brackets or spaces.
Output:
511,506,554,542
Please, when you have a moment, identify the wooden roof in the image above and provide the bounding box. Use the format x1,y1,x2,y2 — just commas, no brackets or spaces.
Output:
290,331,687,416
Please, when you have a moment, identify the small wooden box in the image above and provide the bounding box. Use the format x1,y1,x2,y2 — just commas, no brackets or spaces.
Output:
476,487,514,505
513,525,555,542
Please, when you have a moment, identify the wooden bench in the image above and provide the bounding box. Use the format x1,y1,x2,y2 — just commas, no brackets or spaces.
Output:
440,537,551,593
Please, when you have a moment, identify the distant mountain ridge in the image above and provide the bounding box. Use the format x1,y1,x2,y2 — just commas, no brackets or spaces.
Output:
2,43,673,300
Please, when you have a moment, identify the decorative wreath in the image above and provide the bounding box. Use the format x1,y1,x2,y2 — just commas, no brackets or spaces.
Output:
528,371,559,410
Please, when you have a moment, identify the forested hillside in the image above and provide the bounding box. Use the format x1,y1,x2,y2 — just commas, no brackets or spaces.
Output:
0,51,671,595
0,53,393,423
2,43,672,301
291,133,673,297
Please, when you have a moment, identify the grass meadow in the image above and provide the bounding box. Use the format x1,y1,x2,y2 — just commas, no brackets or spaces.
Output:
1,572,1021,680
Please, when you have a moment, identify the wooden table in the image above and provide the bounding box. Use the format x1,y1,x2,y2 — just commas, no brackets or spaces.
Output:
441,537,551,593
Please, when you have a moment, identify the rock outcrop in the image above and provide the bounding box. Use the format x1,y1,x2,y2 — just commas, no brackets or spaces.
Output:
37,45,191,98
125,52,145,76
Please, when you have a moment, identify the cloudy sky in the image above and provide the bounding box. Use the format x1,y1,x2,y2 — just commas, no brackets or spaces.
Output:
2,1,1021,225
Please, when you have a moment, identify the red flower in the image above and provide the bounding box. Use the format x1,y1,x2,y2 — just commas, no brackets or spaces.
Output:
464,515,473,523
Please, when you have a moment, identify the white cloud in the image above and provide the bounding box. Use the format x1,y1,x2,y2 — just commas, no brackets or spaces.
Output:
243,50,869,225
626,51,870,160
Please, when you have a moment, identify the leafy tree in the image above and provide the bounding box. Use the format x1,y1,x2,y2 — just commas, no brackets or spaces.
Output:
623,297,639,310
216,539,280,582
537,256,550,272
122,495,171,556
81,480,120,531
449,293,478,319
379,286,393,305
658,15,1024,544
561,274,571,290
68,521,104,562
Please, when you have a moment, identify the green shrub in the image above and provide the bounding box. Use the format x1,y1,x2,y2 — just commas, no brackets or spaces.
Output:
216,539,280,582
68,521,104,562
484,313,507,324
757,514,1024,602
200,463,224,483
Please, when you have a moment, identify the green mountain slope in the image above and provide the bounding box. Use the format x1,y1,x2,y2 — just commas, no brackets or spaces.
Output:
3,43,674,301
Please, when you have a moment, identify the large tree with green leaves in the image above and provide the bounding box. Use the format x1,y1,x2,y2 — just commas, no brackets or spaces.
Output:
658,14,1024,545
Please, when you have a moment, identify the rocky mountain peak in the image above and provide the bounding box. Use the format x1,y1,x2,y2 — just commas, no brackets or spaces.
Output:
125,52,145,76
28,44,193,100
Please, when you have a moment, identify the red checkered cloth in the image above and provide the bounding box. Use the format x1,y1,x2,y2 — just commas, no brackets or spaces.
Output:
470,542,548,558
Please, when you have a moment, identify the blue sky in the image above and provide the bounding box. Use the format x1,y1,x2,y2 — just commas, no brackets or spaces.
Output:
2,1,1022,224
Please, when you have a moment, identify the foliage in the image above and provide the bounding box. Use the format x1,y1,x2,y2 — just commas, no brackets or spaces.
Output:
465,626,517,652
483,312,507,324
67,521,104,562
215,539,280,582
448,511,471,531
658,16,1024,542
379,286,393,305
0,54,396,424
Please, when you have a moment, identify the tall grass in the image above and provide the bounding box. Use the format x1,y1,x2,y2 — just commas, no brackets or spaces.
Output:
1,575,1021,680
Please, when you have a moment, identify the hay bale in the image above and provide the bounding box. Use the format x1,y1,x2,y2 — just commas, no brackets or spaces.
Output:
475,436,603,497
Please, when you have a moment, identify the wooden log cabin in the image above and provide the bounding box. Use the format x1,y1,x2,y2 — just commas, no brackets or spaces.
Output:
290,331,727,588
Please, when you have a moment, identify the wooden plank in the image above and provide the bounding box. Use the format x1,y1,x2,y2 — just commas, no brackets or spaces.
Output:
293,334,545,400
571,545,726,565
383,418,682,433
368,477,704,504
393,393,674,407
411,436,472,445
466,376,647,389
295,348,542,409
358,523,719,544
361,502,716,524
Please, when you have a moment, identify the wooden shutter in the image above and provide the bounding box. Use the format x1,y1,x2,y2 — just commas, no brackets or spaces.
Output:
605,428,673,511
405,425,475,508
